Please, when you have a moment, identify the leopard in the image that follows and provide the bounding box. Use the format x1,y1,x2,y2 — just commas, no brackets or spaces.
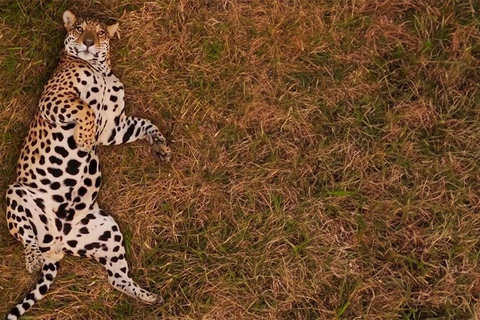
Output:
5,10,171,319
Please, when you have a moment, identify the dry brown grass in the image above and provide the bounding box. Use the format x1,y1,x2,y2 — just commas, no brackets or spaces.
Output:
1,0,480,319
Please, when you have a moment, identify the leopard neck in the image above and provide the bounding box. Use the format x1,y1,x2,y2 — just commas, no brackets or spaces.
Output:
87,53,112,74
62,50,112,75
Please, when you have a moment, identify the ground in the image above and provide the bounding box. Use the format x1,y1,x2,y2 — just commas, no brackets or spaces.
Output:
1,0,480,319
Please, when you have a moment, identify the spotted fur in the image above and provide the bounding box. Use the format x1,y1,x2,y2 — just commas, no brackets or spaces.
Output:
5,10,170,319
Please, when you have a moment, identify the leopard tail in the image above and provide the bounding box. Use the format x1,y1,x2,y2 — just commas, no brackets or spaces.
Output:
5,258,59,320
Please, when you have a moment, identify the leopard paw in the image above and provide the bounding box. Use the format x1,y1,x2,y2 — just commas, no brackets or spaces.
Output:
144,292,161,304
74,123,96,152
25,246,44,273
151,134,171,162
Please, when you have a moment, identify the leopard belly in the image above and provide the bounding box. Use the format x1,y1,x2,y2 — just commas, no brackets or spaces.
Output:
12,59,126,255
15,114,101,249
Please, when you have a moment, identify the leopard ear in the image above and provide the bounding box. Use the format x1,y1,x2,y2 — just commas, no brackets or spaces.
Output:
107,23,120,39
63,10,76,30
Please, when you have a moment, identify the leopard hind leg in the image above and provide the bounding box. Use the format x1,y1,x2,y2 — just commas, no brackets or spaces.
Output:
5,183,49,273
64,206,161,304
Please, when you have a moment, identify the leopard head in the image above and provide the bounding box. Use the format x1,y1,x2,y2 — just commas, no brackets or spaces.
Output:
63,10,119,63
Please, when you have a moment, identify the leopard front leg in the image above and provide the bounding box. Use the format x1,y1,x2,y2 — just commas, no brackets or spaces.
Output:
99,115,171,162
39,92,96,152
73,107,96,152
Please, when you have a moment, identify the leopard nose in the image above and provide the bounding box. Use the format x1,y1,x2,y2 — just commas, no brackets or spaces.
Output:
83,38,94,48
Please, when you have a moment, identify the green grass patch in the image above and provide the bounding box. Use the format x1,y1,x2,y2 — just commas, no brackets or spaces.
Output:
2,1,480,319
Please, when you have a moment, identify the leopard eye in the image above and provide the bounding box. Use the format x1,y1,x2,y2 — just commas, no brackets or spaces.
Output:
98,30,106,36
75,26,83,33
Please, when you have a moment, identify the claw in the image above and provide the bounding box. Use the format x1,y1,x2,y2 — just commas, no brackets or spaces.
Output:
156,295,165,304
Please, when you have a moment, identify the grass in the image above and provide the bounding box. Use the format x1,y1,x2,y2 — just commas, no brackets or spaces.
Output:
1,0,480,319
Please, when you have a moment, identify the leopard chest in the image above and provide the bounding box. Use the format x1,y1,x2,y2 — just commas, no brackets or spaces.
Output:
17,115,102,215
76,68,125,136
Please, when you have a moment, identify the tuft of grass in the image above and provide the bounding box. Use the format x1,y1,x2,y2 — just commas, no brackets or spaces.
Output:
2,0,480,319
204,40,224,62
